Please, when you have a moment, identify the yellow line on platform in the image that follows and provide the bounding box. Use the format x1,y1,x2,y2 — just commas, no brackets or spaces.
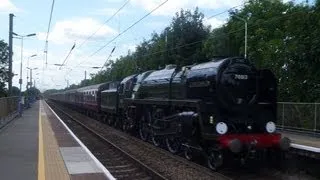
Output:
38,102,45,180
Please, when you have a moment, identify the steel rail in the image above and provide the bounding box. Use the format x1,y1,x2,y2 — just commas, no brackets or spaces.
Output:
48,102,168,180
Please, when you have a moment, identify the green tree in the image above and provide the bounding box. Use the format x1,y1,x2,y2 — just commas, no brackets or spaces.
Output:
0,40,9,97
26,87,40,97
69,3,320,102
11,86,20,96
164,7,210,66
203,0,319,101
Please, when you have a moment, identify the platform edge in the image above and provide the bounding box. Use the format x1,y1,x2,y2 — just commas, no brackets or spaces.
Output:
43,100,115,180
291,143,320,153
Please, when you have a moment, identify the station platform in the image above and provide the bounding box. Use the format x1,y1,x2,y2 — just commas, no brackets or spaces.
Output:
0,100,113,180
282,132,320,153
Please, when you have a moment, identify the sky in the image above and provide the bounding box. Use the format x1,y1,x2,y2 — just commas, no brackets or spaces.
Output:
0,0,310,92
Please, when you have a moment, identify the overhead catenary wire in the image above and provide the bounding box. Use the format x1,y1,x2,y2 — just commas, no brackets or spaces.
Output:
207,4,243,19
41,1,300,91
81,4,244,60
89,0,168,57
64,2,301,86
46,0,129,74
46,63,102,69
130,9,305,59
76,0,131,50
66,0,168,76
77,1,236,68
71,8,302,79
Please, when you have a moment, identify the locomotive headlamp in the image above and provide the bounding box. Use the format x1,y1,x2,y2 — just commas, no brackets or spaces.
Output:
265,121,276,133
216,122,228,135
209,116,214,124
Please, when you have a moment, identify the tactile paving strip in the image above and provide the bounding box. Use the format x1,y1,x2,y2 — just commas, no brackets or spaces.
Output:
41,109,70,180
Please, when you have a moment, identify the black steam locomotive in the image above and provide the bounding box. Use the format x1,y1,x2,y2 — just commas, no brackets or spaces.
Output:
49,57,290,170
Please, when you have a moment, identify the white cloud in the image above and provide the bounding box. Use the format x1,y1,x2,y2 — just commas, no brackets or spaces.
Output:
132,0,188,16
131,0,245,16
37,18,117,44
92,7,127,16
204,17,226,29
10,44,107,91
0,0,20,13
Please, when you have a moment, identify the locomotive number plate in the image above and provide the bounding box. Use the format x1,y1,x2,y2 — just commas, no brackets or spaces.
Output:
234,74,248,80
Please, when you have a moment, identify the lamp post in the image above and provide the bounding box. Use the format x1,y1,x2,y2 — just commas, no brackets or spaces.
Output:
26,54,37,89
233,15,247,59
26,67,38,105
12,32,36,115
27,54,37,69
27,67,38,88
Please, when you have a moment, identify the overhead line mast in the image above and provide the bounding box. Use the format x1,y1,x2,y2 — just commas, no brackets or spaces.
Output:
44,0,55,67
59,43,76,70
100,46,116,71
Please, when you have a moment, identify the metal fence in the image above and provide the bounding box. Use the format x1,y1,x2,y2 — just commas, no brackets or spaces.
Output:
277,102,320,133
0,96,19,119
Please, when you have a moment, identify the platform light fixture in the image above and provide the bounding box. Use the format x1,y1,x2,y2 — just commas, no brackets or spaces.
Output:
12,32,36,116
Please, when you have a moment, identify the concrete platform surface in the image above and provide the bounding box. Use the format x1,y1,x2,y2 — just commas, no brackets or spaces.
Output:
0,101,39,180
0,100,114,180
41,100,113,180
283,132,320,149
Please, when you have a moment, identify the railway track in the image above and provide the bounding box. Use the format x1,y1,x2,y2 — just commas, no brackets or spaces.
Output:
46,101,229,180
47,101,319,180
47,102,166,180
